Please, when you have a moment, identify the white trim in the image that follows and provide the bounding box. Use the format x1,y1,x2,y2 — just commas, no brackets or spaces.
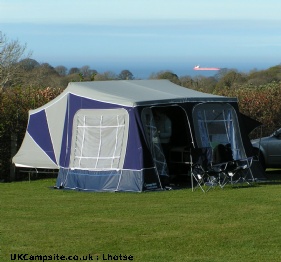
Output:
95,115,103,169
29,92,68,114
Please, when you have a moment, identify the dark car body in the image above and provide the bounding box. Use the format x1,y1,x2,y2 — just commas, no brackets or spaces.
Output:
251,128,281,169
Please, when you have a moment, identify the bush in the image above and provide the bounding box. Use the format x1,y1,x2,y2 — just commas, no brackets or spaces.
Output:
214,82,281,137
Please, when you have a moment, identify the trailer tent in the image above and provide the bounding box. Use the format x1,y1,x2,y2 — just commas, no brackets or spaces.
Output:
13,80,262,191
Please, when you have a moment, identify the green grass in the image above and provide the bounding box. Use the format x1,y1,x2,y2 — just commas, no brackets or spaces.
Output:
1,178,281,262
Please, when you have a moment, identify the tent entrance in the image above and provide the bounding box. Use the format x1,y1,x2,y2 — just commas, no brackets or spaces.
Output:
141,105,193,187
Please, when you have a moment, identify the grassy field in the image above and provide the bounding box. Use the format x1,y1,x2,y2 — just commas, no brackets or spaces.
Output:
1,177,281,262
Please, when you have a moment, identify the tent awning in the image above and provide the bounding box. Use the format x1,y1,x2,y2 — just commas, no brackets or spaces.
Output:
241,113,262,135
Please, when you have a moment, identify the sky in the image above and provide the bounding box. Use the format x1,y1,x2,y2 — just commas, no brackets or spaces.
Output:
1,0,281,78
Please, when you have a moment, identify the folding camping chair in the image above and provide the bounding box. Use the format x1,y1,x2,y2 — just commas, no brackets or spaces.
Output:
191,144,242,192
209,144,236,189
226,156,254,186
191,147,227,192
211,143,255,187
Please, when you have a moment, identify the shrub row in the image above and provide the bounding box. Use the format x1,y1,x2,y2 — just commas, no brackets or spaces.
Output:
214,82,281,136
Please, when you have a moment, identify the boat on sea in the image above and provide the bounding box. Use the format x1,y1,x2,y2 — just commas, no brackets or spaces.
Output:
193,65,220,71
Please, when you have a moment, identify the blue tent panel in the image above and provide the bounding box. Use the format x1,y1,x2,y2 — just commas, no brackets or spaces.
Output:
27,110,57,164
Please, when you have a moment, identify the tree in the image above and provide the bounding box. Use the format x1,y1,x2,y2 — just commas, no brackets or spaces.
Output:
19,62,63,88
215,69,246,89
94,71,117,81
80,65,91,78
118,69,134,80
55,65,67,76
0,32,31,88
179,75,193,88
19,58,40,71
79,66,98,81
68,67,80,75
150,70,181,85
185,75,217,93
247,65,281,86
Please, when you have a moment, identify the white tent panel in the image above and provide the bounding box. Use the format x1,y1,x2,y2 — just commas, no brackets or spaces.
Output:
44,93,68,164
13,132,58,168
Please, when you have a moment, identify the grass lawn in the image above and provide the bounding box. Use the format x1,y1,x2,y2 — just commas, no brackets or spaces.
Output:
1,178,281,262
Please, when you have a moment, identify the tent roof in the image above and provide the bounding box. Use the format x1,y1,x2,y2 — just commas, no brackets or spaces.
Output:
63,80,237,107
30,80,237,114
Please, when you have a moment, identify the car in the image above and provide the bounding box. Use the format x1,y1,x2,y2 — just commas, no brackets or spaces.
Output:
251,128,281,170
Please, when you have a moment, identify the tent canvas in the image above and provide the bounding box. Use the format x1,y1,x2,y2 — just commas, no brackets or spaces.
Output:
13,80,264,191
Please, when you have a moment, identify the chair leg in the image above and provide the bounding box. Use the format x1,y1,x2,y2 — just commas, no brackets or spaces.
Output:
230,169,252,186
204,175,216,191
191,172,206,192
218,172,229,188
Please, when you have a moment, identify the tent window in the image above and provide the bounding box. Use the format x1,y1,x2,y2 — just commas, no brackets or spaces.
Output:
192,103,246,160
70,109,129,170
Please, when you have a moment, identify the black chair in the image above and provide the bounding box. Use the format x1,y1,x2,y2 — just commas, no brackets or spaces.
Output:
191,147,224,192
191,144,250,192
226,157,254,185
212,144,255,187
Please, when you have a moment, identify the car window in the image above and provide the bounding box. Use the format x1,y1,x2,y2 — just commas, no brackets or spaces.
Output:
273,128,281,137
276,128,281,133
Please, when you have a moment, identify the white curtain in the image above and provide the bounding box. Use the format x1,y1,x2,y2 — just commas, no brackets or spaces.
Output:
70,109,129,170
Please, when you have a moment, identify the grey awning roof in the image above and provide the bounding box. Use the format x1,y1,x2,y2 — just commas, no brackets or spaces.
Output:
64,79,237,107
